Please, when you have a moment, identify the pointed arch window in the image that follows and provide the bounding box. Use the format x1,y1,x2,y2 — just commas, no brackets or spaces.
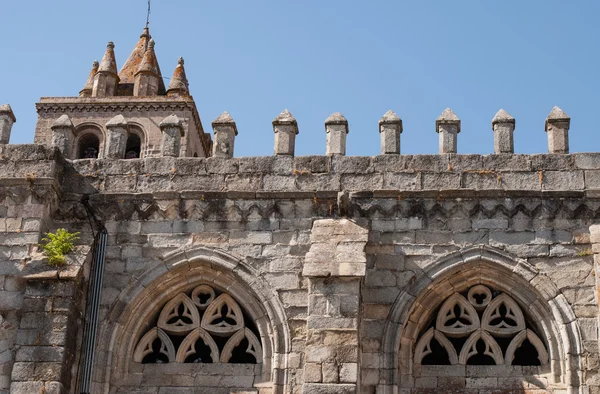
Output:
133,285,262,365
414,285,548,366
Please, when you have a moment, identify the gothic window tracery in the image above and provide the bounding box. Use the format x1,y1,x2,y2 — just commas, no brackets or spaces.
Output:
414,285,548,366
133,285,262,365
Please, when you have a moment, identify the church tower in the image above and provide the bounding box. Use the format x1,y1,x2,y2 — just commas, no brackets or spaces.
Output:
34,27,210,159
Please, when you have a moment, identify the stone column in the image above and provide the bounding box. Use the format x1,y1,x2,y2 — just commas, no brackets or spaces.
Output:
492,109,515,153
50,115,75,156
10,274,83,394
545,106,570,154
211,111,237,158
379,110,402,154
159,114,184,157
325,113,349,156
436,108,460,153
105,115,128,159
0,104,16,144
273,109,299,156
302,219,368,394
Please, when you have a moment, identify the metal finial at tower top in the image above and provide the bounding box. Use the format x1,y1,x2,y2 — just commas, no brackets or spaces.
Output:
146,0,151,28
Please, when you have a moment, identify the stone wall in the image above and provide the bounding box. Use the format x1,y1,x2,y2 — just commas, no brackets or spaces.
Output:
0,145,599,393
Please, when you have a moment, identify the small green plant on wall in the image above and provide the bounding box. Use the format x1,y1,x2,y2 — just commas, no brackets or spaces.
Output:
40,228,80,267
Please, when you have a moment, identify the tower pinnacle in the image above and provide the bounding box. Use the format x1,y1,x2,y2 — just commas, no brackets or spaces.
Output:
167,57,190,97
118,27,165,95
80,60,99,97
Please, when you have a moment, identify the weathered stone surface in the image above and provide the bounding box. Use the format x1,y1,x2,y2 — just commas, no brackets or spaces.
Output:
436,108,460,153
304,219,368,277
159,114,184,157
212,111,237,158
379,110,402,154
545,106,570,154
4,27,600,394
50,115,75,154
0,104,16,145
105,115,129,159
492,109,515,154
325,112,349,156
273,109,299,156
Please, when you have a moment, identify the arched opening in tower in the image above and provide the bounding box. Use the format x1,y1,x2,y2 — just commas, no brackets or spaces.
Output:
78,134,100,159
125,134,142,159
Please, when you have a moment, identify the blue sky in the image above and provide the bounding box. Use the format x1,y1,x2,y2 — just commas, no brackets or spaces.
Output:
1,1,599,157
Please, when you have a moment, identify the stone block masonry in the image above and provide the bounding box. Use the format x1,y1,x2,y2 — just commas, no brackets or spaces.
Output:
0,140,596,394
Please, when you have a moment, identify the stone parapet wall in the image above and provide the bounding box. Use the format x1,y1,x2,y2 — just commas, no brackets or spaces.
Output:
54,153,600,197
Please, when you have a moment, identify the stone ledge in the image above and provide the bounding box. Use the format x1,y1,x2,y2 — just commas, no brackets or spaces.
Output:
21,246,90,281
302,383,356,394
4,145,600,197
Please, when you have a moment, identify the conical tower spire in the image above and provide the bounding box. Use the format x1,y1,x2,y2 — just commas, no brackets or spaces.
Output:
134,39,160,96
167,57,190,97
80,60,99,97
119,27,166,95
119,27,151,84
136,39,159,76
97,42,118,75
92,42,119,97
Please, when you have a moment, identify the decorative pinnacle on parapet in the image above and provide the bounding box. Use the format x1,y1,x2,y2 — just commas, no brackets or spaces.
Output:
0,104,16,123
545,106,570,154
492,109,515,126
212,112,238,135
106,114,128,128
212,112,238,158
492,109,516,154
325,112,349,156
160,114,183,129
160,114,184,157
50,115,75,154
0,104,15,145
436,108,460,154
325,112,348,127
273,109,298,127
436,108,461,133
545,106,570,130
379,110,403,155
51,115,74,130
379,110,403,131
273,110,299,156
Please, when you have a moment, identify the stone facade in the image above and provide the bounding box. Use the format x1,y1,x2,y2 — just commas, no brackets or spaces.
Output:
0,28,599,394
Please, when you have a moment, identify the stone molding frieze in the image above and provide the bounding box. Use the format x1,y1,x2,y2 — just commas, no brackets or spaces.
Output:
53,194,600,223
36,96,198,113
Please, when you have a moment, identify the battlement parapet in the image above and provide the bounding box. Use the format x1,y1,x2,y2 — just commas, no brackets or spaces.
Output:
2,101,580,158
62,153,600,196
3,144,600,198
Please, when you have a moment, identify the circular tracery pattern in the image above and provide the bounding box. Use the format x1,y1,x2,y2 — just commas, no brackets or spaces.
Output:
133,285,262,364
414,285,548,366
